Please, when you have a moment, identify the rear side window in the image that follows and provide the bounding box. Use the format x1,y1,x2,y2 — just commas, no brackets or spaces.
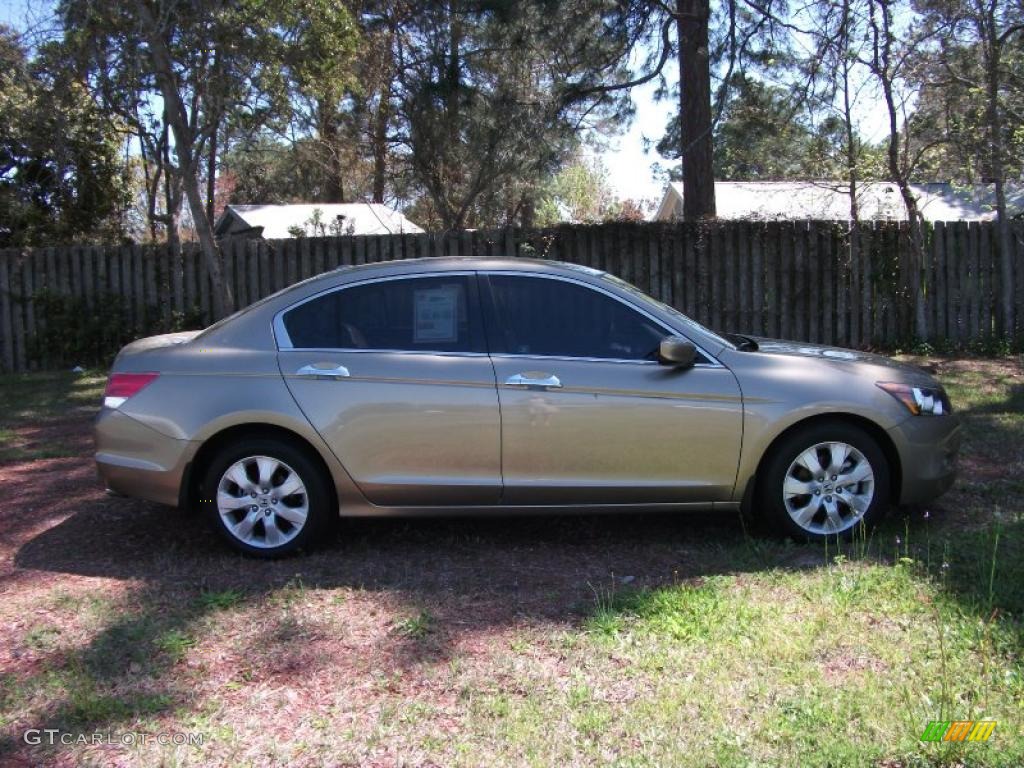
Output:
485,275,666,360
281,276,480,353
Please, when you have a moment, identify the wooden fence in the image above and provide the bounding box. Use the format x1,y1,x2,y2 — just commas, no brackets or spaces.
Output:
1,220,1023,372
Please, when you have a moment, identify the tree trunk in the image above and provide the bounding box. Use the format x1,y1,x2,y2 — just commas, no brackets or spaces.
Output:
869,0,926,340
371,86,390,204
319,99,346,203
840,0,859,224
206,122,218,226
677,0,716,220
982,18,1014,337
134,0,233,316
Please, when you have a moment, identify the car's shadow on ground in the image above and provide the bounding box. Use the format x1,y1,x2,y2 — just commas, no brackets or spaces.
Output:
15,495,801,608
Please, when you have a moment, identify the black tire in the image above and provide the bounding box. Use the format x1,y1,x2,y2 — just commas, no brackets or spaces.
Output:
200,437,333,558
758,421,891,542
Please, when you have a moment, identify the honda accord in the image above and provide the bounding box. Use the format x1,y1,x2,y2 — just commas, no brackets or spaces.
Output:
95,258,960,556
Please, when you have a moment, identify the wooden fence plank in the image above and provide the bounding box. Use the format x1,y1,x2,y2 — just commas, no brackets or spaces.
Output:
82,246,95,310
933,222,946,342
779,223,792,339
822,226,834,345
751,224,764,336
966,221,979,341
978,221,989,339
184,245,196,314
132,244,145,329
0,255,13,372
23,251,37,368
860,224,873,346
736,222,749,334
847,227,860,348
8,255,25,371
247,240,260,306
159,244,171,325
648,231,661,303
258,240,271,298
300,237,312,279
807,222,819,343
720,226,733,333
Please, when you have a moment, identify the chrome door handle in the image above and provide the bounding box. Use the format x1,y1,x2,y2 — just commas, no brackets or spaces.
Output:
295,363,351,379
505,372,562,388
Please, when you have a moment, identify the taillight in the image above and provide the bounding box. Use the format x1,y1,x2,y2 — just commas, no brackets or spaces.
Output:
103,372,159,409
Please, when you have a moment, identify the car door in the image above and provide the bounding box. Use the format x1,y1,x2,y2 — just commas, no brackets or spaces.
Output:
482,273,743,505
276,272,501,506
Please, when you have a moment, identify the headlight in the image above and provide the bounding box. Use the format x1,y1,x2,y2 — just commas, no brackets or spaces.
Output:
877,382,952,415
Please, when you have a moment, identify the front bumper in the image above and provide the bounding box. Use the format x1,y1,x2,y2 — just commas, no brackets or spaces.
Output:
94,407,196,507
887,414,961,505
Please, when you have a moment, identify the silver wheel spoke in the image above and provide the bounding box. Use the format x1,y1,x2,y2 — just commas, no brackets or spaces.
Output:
822,497,843,531
828,443,850,473
224,463,252,491
784,477,816,497
838,463,873,485
256,457,279,488
845,492,871,515
263,516,284,547
274,503,308,526
793,497,821,527
796,449,824,476
233,509,261,541
217,491,251,511
275,472,304,498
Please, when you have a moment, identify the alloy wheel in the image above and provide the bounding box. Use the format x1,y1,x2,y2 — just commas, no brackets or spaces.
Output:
782,441,875,535
216,455,309,549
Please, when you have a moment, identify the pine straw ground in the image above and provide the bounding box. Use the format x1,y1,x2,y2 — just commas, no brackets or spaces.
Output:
0,359,1021,767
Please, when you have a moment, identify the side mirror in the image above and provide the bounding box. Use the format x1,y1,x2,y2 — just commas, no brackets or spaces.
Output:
658,336,697,368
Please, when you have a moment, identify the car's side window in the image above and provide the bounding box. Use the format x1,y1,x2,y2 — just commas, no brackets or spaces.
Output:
281,276,480,353
485,275,667,361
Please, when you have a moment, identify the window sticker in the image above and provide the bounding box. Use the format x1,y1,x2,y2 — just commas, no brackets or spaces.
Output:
413,284,460,343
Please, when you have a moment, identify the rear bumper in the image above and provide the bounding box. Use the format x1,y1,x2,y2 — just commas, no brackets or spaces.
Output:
94,407,196,507
888,414,961,505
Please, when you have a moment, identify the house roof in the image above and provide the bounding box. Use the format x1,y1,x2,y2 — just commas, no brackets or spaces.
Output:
216,203,424,239
654,181,1024,222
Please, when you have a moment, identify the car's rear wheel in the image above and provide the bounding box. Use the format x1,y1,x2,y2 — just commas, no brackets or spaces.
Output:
201,438,332,557
760,421,890,541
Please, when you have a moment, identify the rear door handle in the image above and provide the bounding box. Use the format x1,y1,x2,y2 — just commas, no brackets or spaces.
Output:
296,363,351,379
505,372,562,388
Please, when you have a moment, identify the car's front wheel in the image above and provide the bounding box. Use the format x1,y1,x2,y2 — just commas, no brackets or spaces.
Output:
201,438,332,557
760,421,890,541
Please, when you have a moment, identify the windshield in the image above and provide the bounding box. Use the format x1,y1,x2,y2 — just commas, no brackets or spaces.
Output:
600,273,735,350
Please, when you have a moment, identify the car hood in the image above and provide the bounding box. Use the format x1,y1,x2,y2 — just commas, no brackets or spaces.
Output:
749,337,936,383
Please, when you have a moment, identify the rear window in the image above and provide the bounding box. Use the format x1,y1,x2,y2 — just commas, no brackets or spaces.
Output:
281,276,480,353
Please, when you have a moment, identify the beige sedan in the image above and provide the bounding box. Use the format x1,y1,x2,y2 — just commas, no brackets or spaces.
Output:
95,258,960,556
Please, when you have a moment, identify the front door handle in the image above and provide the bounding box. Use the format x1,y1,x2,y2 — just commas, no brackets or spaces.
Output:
505,372,562,388
296,363,351,379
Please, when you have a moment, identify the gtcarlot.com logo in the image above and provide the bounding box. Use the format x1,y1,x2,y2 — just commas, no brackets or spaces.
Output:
920,720,997,742
23,729,204,747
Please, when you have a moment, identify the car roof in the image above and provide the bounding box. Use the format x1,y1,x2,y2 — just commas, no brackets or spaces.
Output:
312,256,607,280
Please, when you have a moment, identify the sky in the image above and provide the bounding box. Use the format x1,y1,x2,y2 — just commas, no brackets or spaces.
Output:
593,78,677,208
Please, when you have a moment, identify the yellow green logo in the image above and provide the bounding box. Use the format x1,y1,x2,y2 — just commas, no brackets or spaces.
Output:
920,720,996,742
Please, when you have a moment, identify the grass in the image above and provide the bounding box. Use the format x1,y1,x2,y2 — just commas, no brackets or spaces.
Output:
0,369,105,461
0,355,1021,766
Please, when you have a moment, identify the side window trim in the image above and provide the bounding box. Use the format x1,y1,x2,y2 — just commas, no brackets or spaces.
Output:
479,272,721,367
274,271,485,354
